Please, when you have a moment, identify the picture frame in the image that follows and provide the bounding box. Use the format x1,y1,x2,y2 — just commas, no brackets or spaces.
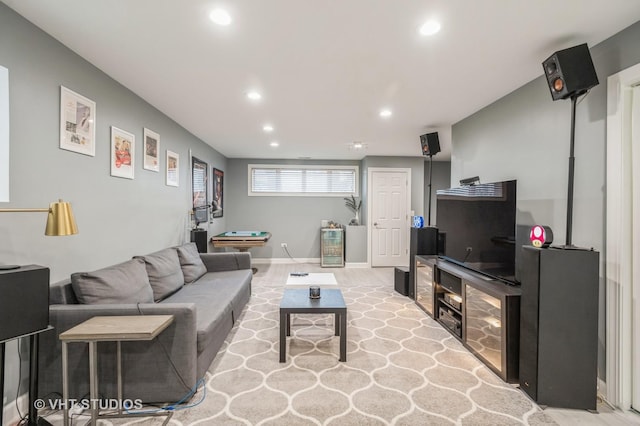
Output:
192,157,208,225
60,86,96,156
212,167,224,218
166,150,179,187
110,126,135,179
143,128,160,172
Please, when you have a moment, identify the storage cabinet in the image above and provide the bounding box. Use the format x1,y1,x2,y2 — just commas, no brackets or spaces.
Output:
436,268,464,339
414,256,437,317
519,246,599,409
464,276,520,383
320,228,344,267
416,259,521,383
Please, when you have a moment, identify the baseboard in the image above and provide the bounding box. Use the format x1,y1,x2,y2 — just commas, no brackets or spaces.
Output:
252,257,320,265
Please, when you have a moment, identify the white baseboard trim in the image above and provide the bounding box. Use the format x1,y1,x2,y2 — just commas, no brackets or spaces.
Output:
251,258,371,268
3,392,28,426
252,258,320,265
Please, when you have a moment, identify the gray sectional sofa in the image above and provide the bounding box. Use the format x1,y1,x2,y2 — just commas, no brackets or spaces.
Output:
38,242,252,403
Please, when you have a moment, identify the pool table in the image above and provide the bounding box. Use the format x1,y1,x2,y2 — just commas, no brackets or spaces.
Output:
210,231,272,252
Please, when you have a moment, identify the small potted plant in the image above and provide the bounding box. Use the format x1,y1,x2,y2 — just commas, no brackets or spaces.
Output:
344,195,362,226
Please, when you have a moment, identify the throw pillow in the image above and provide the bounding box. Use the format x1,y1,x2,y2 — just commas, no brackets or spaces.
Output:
134,248,185,302
176,242,207,283
71,258,154,304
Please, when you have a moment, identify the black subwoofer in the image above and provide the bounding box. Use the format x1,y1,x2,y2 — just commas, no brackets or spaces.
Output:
542,43,599,101
190,229,208,253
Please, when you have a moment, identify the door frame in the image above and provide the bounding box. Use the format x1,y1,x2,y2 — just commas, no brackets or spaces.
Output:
606,61,640,410
367,167,411,267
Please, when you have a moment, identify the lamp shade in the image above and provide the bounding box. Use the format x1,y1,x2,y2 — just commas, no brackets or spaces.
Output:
45,200,78,236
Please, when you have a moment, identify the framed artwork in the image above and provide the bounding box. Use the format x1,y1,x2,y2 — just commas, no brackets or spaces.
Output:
192,157,208,225
110,126,135,179
143,128,160,172
60,86,96,156
166,150,179,187
212,167,224,218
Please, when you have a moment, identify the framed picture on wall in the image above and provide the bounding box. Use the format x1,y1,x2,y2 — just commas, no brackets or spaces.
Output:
60,86,96,156
143,128,160,172
166,150,179,187
192,157,208,225
110,126,135,179
212,167,223,217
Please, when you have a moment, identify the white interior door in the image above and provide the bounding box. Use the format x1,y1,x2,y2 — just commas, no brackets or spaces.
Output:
631,85,640,411
370,169,410,267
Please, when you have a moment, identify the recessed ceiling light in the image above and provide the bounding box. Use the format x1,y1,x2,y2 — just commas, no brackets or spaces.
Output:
270,141,279,147
348,141,368,151
209,9,232,26
419,20,441,36
379,109,392,118
263,124,274,132
247,91,262,101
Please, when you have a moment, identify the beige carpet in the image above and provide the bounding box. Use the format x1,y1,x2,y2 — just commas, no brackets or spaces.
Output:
44,264,558,425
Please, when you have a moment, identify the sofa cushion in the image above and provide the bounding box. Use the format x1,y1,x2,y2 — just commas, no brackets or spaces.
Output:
135,248,185,302
176,243,207,284
71,258,154,304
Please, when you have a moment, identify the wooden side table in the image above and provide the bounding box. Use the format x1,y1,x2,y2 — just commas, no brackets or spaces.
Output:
59,315,174,426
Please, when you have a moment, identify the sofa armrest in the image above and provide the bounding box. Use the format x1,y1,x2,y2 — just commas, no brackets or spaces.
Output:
200,252,251,272
39,303,199,402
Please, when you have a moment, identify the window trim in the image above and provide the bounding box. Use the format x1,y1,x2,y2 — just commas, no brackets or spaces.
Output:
248,164,359,197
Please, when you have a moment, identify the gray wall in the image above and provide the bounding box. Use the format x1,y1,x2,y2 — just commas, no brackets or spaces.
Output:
225,156,428,261
225,158,360,259
0,4,226,411
451,20,640,383
423,160,451,227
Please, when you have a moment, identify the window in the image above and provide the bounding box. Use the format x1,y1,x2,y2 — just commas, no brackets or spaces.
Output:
248,164,358,197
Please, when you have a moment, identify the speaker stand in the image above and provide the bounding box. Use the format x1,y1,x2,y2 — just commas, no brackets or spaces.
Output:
565,95,578,247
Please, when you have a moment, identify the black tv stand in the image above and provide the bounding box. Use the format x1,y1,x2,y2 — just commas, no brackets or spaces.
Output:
415,256,521,383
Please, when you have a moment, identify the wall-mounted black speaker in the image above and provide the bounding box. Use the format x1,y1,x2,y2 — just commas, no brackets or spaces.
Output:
420,132,440,156
542,43,599,101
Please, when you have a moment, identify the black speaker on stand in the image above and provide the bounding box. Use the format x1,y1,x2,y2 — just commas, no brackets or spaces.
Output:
407,132,442,299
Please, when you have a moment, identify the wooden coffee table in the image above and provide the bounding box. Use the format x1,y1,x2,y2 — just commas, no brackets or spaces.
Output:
279,288,347,362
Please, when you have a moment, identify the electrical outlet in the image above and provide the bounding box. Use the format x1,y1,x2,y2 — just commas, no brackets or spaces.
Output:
281,242,287,248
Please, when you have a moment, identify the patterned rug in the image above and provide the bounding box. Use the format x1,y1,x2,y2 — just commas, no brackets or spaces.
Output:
42,266,557,425
168,266,555,426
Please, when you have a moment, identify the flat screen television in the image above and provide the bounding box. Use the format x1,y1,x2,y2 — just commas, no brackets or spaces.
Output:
436,180,518,285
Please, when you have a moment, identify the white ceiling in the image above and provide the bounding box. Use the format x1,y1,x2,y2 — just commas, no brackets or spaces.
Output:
4,1,640,160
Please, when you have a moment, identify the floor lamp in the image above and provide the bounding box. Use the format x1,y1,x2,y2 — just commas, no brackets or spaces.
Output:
0,200,78,426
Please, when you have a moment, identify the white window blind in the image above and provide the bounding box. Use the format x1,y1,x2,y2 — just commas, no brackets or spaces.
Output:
249,164,358,196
